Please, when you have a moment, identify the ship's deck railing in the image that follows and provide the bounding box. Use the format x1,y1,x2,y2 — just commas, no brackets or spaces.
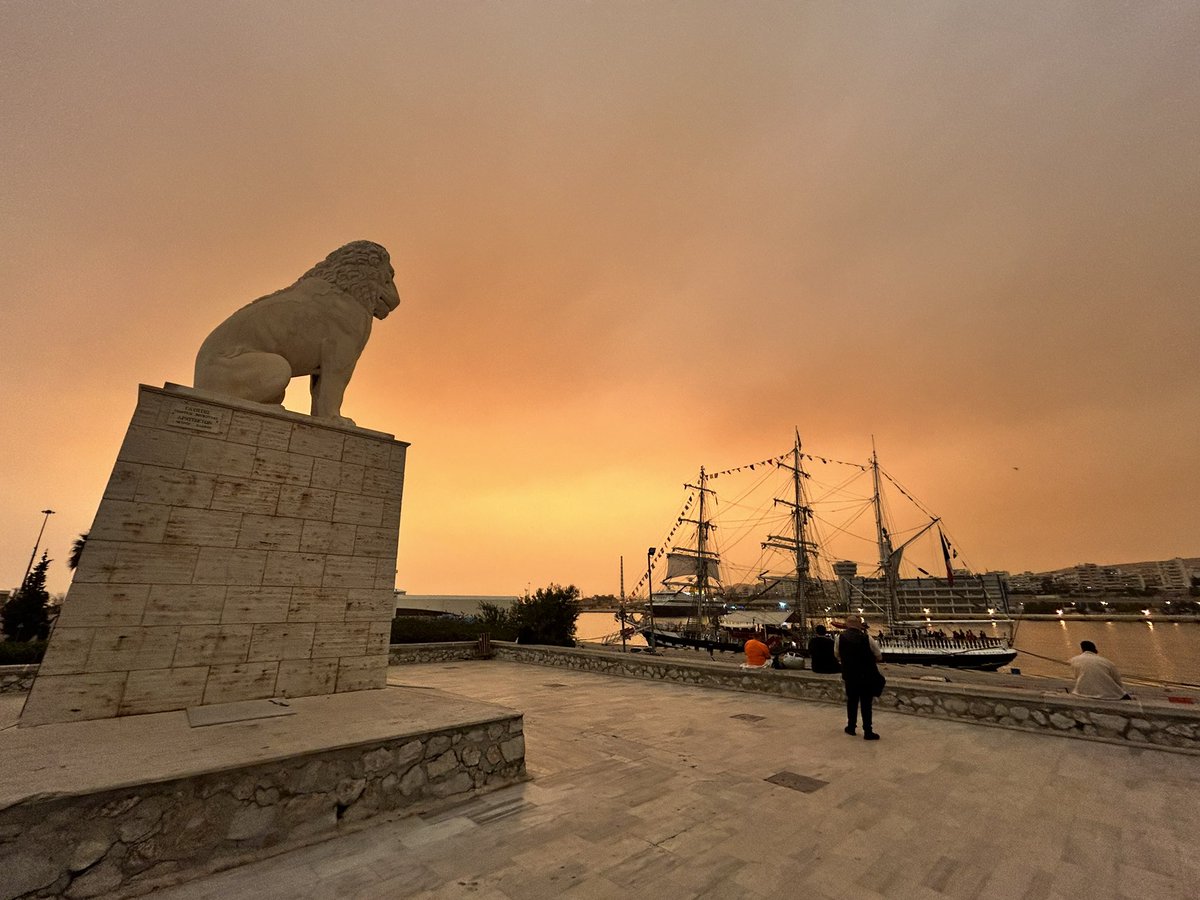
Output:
876,633,1009,650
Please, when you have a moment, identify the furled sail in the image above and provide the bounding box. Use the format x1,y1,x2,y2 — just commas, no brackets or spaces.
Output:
664,550,721,585
886,545,905,581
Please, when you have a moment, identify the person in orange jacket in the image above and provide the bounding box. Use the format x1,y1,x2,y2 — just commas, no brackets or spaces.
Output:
744,635,771,667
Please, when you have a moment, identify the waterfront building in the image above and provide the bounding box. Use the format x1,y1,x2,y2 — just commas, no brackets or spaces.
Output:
831,560,1010,618
393,592,520,617
1112,557,1195,591
1058,563,1146,593
1005,571,1043,593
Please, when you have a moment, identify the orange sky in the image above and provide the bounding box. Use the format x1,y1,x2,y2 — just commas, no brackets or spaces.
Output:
2,2,1197,598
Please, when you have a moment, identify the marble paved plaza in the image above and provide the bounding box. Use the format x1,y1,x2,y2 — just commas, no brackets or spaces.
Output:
152,660,1198,899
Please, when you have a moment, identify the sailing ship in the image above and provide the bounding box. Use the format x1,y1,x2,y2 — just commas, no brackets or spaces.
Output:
635,434,1018,671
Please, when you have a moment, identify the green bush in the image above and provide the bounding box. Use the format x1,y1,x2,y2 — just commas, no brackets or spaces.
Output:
388,583,580,646
512,584,580,647
0,640,47,665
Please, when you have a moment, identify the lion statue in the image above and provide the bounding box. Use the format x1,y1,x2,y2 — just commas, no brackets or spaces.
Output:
194,240,400,427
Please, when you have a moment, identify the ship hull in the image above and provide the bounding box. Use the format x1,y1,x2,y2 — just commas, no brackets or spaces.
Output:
647,627,1018,671
778,644,1017,672
643,628,744,654
877,645,1017,671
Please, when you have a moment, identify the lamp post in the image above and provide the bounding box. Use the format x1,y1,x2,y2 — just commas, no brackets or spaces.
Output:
618,555,627,653
21,509,55,588
646,547,656,650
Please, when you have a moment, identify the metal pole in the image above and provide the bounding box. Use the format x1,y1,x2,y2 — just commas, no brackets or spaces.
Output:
20,509,55,588
646,547,657,649
619,555,627,652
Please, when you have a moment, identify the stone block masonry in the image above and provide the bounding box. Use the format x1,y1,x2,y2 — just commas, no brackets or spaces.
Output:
20,385,407,725
0,699,525,899
0,665,37,694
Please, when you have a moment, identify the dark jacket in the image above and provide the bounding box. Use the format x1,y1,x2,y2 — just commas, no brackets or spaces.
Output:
807,634,840,673
837,629,881,690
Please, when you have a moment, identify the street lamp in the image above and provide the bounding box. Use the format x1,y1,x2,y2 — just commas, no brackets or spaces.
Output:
21,509,55,588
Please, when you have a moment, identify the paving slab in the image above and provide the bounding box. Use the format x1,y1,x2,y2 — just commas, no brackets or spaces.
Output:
0,685,517,808
147,660,1200,899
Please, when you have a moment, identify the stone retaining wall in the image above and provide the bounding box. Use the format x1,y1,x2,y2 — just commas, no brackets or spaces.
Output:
1,716,525,899
395,642,1200,754
0,665,37,695
388,642,481,665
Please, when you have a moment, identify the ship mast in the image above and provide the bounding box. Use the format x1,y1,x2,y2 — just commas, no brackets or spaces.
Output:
871,440,940,627
680,466,719,626
871,438,901,625
764,430,812,634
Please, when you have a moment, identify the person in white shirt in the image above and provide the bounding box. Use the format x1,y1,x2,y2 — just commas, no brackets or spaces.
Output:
1069,641,1130,700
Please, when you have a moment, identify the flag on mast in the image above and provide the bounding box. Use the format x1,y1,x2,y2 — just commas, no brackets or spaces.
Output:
939,527,955,586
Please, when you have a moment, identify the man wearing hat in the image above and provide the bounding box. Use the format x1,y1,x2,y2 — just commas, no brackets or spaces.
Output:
835,615,884,740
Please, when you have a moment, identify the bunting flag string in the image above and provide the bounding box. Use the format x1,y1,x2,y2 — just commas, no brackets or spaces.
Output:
630,448,868,597
800,453,866,470
629,490,702,598
706,451,868,480
709,451,790,479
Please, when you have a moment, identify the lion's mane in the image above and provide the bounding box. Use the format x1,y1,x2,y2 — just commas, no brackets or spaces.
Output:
298,240,393,310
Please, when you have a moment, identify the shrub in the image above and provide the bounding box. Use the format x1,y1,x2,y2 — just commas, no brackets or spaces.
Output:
512,583,580,647
0,640,47,665
390,616,517,644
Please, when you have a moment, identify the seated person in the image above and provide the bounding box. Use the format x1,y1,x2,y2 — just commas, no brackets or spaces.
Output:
766,634,784,668
743,635,771,668
807,624,840,673
1069,641,1131,700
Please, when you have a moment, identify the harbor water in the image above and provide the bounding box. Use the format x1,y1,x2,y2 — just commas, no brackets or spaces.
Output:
574,612,1200,687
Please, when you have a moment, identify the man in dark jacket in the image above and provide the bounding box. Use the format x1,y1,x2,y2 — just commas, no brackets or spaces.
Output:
806,624,840,674
834,615,883,740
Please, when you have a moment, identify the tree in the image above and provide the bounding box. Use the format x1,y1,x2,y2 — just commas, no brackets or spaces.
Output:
477,601,514,630
2,551,52,641
68,532,89,571
513,583,580,647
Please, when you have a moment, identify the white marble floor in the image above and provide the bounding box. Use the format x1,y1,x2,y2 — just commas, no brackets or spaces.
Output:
152,660,1199,899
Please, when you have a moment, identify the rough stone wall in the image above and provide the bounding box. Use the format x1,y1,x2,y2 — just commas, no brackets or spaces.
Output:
22,385,407,725
394,643,1200,754
0,665,37,694
388,642,482,665
0,717,525,900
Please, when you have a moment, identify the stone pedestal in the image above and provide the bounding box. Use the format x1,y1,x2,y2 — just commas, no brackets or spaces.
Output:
21,385,407,725
0,688,525,899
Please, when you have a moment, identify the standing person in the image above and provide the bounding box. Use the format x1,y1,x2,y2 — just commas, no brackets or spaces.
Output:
835,615,883,740
1069,641,1131,700
807,624,841,674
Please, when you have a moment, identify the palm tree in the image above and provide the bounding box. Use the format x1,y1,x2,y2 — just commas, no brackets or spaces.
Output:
67,532,88,571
